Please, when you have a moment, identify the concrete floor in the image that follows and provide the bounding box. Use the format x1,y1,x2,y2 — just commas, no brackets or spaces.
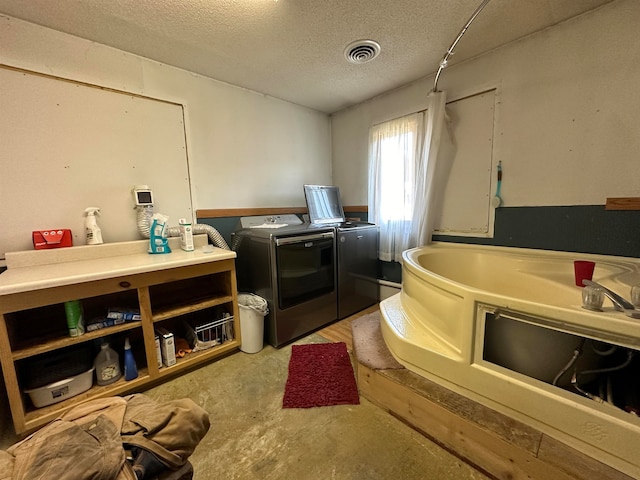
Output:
143,332,491,480
0,328,491,479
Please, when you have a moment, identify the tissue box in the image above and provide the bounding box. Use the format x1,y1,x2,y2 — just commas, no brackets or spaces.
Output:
33,229,73,250
156,327,177,367
106,307,141,322
155,335,163,369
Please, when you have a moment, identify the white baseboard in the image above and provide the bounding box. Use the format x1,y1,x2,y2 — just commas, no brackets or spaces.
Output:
378,280,401,301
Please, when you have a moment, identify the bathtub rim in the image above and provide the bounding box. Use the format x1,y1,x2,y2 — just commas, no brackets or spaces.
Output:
401,242,640,347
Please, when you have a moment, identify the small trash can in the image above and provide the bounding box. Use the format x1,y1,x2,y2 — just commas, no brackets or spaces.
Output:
237,293,269,354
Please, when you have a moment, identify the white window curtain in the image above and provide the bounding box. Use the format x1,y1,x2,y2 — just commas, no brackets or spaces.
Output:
368,112,424,262
368,91,453,262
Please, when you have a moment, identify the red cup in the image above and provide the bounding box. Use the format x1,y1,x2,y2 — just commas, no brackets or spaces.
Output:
574,260,595,287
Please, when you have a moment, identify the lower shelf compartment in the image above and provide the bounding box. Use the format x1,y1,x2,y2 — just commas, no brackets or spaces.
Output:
154,339,240,378
23,368,152,428
20,339,241,434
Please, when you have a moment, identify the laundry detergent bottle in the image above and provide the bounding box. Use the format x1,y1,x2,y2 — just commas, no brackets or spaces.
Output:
94,342,121,386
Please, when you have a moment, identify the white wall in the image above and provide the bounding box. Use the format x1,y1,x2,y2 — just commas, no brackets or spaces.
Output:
0,15,331,255
1,66,195,252
332,0,640,210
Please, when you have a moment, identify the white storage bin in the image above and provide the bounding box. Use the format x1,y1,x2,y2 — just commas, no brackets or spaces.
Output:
24,367,95,408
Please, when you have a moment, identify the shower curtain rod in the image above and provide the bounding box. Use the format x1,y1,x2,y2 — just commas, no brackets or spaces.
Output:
432,0,492,92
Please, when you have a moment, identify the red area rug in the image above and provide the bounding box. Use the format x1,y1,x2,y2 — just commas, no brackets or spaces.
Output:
283,342,360,408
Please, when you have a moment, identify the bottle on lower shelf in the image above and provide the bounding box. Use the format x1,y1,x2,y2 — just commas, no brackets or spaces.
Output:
94,342,122,386
124,337,139,381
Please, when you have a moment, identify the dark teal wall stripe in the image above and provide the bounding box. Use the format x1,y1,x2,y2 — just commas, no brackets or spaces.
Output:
197,205,639,286
433,206,640,258
196,217,239,247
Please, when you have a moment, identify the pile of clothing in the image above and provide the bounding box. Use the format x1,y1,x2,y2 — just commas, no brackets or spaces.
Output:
0,394,210,480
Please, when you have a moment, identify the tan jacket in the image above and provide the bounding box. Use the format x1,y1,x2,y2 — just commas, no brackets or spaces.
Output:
0,394,210,480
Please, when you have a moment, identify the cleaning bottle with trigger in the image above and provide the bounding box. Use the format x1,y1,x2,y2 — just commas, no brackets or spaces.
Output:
84,207,104,245
123,337,139,381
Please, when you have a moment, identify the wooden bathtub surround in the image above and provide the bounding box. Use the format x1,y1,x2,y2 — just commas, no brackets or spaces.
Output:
351,312,634,480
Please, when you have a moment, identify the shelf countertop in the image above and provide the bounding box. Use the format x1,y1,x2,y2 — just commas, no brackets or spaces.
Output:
0,236,236,296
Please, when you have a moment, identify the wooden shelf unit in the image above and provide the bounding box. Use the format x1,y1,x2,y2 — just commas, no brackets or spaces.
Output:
0,257,240,436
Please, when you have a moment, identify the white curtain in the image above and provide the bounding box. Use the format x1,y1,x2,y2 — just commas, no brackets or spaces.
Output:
368,90,454,262
408,90,453,247
368,112,424,262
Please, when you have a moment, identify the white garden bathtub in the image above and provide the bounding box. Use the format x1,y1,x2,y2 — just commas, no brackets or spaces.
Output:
380,243,640,477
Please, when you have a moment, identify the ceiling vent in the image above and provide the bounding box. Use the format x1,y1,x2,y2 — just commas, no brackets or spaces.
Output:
344,40,381,64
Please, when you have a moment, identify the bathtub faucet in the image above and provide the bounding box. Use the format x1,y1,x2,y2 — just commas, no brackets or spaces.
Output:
582,280,635,312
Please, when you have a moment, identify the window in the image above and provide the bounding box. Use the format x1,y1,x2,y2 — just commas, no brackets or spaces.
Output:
369,90,495,264
368,112,423,262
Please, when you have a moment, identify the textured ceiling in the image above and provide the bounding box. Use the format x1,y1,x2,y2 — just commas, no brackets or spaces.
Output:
0,0,614,113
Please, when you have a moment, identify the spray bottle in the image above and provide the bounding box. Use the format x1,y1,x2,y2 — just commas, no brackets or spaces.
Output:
84,207,103,245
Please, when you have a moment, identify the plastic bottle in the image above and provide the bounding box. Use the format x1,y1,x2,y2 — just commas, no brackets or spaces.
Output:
148,213,171,254
94,342,121,386
123,337,139,381
64,299,85,337
178,218,194,252
85,207,104,245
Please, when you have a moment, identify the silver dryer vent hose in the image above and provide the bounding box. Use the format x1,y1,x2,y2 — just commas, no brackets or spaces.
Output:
136,205,230,250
